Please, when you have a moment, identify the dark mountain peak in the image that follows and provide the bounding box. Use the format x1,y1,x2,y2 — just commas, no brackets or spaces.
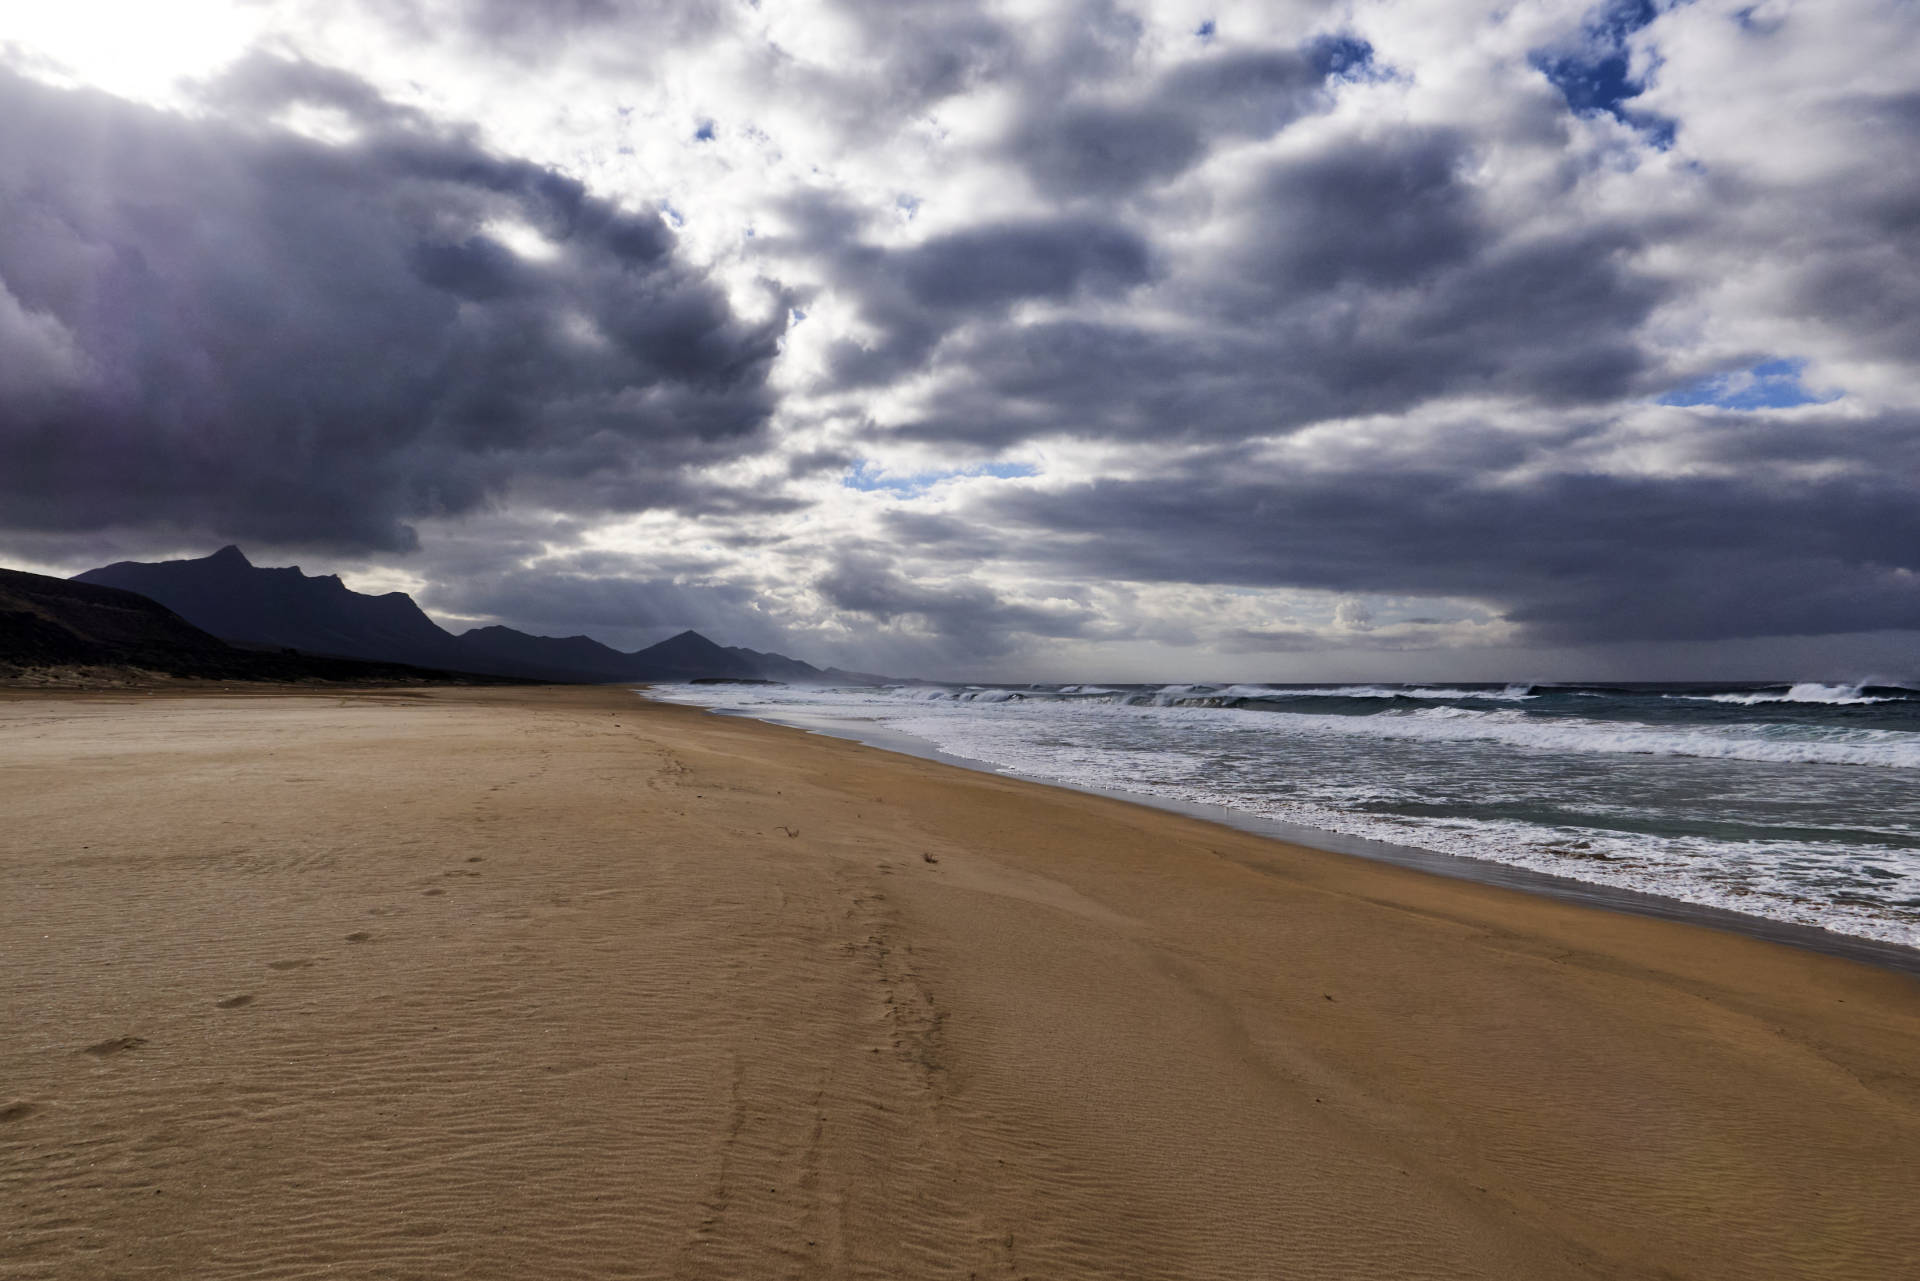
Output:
627,628,760,679
316,573,384,600
0,565,492,685
640,629,729,660
91,545,251,580
70,549,858,685
455,624,636,681
77,548,460,667
465,624,607,648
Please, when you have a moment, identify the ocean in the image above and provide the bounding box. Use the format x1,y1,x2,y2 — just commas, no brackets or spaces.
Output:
650,680,1920,952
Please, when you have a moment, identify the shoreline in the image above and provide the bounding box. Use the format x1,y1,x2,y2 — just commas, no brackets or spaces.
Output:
5,684,1917,1279
677,696,1920,978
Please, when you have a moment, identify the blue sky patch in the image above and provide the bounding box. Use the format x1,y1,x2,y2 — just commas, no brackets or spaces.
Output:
1660,359,1837,410
1531,0,1675,146
1308,34,1375,80
844,460,1038,496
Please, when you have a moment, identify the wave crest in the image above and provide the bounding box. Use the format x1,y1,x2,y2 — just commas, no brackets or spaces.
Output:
1679,681,1908,706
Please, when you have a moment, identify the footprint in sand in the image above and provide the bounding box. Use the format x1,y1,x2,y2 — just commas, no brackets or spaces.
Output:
345,931,374,943
215,993,255,1009
83,1036,147,1057
422,888,446,896
0,1100,36,1123
267,958,315,971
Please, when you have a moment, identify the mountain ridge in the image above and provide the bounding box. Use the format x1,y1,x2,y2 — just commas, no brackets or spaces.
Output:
0,566,504,685
73,547,874,685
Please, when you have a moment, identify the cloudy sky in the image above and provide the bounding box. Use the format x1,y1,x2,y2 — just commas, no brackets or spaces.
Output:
2,0,1916,680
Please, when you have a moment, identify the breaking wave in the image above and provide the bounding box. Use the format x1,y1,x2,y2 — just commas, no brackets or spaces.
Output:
1304,705,1920,770
1676,681,1917,706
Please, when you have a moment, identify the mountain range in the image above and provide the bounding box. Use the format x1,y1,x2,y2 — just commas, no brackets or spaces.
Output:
72,546,872,685
0,566,501,685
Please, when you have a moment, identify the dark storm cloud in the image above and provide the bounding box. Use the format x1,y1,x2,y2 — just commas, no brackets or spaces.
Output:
1008,39,1354,199
897,218,1153,309
964,421,1920,644
815,550,1100,657
0,60,783,552
773,31,1400,401
1225,128,1482,294
1197,130,1664,403
838,116,1662,455
789,212,1155,389
878,511,1005,562
887,225,1660,451
1161,42,1356,132
1779,233,1920,372
1010,103,1205,199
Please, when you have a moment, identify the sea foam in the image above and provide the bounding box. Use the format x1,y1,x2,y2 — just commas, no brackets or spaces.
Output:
1679,681,1907,706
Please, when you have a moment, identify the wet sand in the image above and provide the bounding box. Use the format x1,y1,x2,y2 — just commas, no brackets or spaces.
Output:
2,685,1916,1279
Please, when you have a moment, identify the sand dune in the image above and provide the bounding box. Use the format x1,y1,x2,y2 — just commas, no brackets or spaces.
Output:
2,686,1916,1279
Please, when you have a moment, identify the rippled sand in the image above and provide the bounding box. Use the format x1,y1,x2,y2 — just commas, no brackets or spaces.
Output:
2,685,1917,1279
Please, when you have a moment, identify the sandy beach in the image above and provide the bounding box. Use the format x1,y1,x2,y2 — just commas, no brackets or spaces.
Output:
2,685,1917,1280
